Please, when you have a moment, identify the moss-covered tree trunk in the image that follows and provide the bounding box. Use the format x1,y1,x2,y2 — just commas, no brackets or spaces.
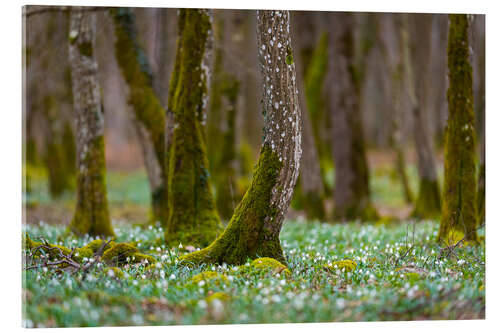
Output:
180,10,302,265
68,9,114,237
472,15,485,225
378,14,413,204
214,76,240,220
401,14,441,219
206,13,241,220
439,14,478,243
477,127,485,224
111,8,168,226
292,12,326,220
328,13,377,221
164,9,222,247
41,96,74,198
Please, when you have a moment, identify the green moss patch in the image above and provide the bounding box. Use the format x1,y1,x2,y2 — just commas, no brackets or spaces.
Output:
324,259,357,273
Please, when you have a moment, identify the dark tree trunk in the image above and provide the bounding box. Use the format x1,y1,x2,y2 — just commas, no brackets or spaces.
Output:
328,13,377,221
292,11,326,220
42,96,73,198
377,14,414,204
439,14,478,243
402,14,441,219
206,13,241,220
180,9,302,265
472,15,485,224
68,8,114,237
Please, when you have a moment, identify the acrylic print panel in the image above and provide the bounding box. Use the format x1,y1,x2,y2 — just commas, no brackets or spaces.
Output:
22,4,485,328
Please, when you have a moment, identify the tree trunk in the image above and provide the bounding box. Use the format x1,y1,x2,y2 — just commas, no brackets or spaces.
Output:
206,13,241,220
439,14,478,243
377,14,413,204
214,76,240,220
292,12,326,220
111,8,168,226
68,9,114,237
180,9,302,265
42,95,73,198
165,9,222,247
477,126,485,224
401,14,441,219
430,15,449,147
328,13,377,221
472,15,485,225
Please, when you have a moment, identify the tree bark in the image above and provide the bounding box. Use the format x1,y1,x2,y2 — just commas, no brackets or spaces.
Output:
472,15,485,224
328,13,377,221
111,8,168,226
439,14,478,243
165,9,222,247
377,14,414,204
401,14,441,219
180,9,302,265
68,8,114,237
292,11,326,220
206,13,241,220
41,96,73,198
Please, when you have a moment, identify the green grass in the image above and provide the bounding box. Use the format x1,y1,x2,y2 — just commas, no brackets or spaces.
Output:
22,219,484,327
24,166,151,206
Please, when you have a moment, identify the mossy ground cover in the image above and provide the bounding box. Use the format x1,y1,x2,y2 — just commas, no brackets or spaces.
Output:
22,218,484,327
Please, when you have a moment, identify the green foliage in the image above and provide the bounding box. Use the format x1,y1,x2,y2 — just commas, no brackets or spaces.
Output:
22,219,484,327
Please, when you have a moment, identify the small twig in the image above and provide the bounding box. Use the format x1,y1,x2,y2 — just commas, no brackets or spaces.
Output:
24,238,114,274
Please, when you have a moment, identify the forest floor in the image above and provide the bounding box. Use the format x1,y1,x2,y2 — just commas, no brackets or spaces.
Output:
22,150,485,327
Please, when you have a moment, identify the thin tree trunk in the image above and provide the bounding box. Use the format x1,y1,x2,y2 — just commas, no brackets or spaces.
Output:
180,9,302,265
328,13,377,221
68,8,114,237
477,126,485,224
378,14,414,204
430,15,449,147
472,15,485,224
42,96,73,198
111,8,168,226
165,9,222,247
292,11,325,220
215,75,240,220
151,8,171,106
401,14,441,219
439,14,478,243
206,11,243,220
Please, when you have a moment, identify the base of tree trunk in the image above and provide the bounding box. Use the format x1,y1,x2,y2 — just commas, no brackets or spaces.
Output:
70,210,115,238
333,201,379,222
69,138,115,238
412,178,441,219
179,144,287,266
301,191,326,221
151,187,168,227
179,229,285,266
165,209,222,248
